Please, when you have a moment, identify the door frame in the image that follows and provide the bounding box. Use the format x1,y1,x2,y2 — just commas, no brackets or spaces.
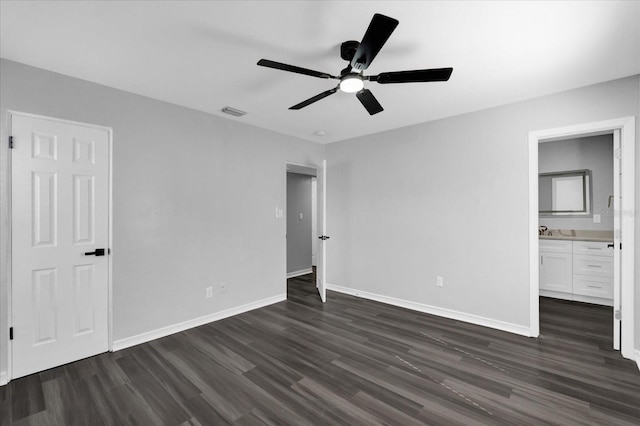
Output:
528,116,635,360
5,111,114,384
284,161,320,287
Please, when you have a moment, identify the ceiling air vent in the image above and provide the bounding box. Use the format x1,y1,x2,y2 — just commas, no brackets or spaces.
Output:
221,106,247,117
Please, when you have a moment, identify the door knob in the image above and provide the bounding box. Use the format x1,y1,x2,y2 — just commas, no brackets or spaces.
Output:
84,248,106,256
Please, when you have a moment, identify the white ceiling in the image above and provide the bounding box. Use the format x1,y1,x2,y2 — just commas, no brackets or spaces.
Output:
1,1,639,143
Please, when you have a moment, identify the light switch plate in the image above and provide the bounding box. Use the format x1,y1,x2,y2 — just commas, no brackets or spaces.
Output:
593,214,601,223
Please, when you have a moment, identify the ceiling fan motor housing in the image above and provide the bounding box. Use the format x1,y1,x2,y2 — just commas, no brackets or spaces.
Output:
340,40,360,62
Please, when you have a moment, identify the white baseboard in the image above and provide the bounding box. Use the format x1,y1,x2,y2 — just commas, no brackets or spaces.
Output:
286,268,313,279
326,283,531,337
0,371,7,386
635,350,640,372
112,294,286,351
540,289,613,306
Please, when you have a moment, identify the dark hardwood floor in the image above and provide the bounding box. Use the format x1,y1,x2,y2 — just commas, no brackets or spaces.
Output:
2,272,639,425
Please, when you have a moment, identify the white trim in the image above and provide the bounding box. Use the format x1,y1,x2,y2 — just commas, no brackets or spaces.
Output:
6,111,114,382
528,125,540,338
285,161,318,177
635,350,640,372
0,371,7,386
112,294,286,351
539,291,613,307
107,127,114,352
529,117,635,360
326,283,531,337
4,112,14,384
7,110,113,132
287,268,313,279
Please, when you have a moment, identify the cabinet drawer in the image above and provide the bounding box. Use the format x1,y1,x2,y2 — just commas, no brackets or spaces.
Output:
539,239,572,254
573,275,613,299
573,241,613,257
573,254,613,278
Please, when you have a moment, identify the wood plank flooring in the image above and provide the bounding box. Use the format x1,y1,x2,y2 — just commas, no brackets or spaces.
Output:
2,272,640,425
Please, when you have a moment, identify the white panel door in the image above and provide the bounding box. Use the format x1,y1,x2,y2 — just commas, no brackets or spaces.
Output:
11,114,110,379
612,129,621,350
316,159,327,303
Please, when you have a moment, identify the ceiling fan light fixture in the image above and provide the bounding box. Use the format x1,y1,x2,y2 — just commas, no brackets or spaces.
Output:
257,13,452,114
339,75,364,93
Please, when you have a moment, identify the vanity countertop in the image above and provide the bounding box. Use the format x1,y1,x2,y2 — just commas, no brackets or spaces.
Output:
539,229,613,242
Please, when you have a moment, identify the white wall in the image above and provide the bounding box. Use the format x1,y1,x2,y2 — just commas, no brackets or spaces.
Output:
326,76,639,340
286,173,312,274
1,58,638,380
0,59,324,379
539,134,613,231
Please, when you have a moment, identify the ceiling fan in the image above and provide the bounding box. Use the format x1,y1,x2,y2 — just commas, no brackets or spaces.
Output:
257,13,453,115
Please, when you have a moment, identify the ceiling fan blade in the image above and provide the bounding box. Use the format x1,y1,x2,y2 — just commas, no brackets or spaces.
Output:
370,68,453,84
257,59,337,79
351,14,399,71
289,87,339,110
356,89,384,115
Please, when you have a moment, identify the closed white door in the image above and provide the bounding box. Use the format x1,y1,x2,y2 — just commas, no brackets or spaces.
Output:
316,159,327,302
11,114,110,379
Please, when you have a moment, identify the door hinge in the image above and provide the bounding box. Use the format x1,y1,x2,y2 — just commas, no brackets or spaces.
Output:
9,327,13,340
615,148,622,159
9,136,14,149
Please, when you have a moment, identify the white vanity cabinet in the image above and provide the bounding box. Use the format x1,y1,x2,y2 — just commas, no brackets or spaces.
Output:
539,239,613,306
572,241,613,302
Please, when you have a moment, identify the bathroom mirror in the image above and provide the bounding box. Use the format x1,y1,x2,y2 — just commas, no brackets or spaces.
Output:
539,169,592,217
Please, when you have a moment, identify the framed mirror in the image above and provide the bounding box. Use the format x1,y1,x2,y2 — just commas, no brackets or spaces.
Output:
539,169,592,217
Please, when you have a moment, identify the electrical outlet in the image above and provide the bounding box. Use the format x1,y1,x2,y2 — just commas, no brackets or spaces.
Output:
436,276,444,287
220,283,226,295
206,286,213,298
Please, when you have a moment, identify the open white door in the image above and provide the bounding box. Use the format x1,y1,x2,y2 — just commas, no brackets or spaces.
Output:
316,159,327,302
11,114,110,379
612,130,621,350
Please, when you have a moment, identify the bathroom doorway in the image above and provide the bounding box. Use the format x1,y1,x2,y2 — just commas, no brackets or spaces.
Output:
538,134,616,348
528,117,635,360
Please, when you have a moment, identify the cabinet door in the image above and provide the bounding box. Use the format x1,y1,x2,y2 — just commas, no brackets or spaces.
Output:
540,252,572,293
